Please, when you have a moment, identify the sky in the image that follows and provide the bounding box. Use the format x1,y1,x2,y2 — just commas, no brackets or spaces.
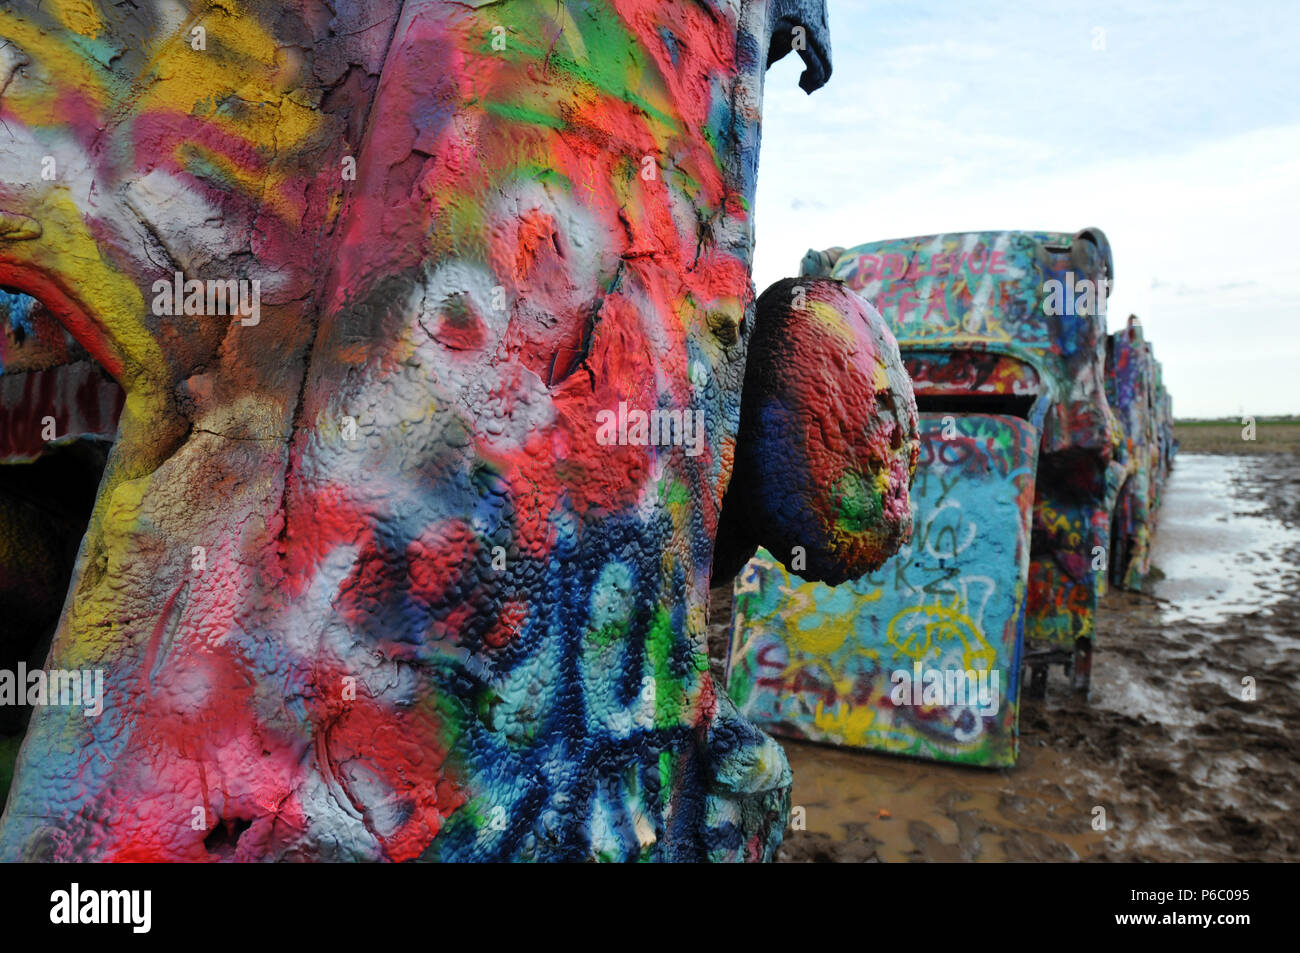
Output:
751,0,1300,419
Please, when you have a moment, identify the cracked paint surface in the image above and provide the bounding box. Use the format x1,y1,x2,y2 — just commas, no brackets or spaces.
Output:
0,0,923,861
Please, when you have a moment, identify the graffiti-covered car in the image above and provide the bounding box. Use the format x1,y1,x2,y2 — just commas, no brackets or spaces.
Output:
1104,316,1176,591
0,0,932,863
725,229,1122,767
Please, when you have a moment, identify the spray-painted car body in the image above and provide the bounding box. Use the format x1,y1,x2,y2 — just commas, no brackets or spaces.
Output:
727,412,1035,765
1104,317,1175,590
0,0,927,863
727,229,1119,766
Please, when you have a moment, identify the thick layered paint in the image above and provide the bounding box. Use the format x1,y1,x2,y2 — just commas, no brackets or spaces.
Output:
716,279,919,585
0,0,928,862
728,414,1036,766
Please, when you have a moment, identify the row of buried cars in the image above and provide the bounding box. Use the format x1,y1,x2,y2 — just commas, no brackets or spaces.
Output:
725,228,1177,768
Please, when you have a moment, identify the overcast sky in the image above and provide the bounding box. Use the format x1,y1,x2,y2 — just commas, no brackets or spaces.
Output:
752,0,1299,419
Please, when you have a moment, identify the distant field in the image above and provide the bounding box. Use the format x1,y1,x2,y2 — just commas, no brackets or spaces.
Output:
1175,418,1300,454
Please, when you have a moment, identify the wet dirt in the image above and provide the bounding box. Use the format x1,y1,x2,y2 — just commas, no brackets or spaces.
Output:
709,451,1300,862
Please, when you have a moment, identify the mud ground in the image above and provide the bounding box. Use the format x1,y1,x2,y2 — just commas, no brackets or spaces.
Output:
708,448,1300,862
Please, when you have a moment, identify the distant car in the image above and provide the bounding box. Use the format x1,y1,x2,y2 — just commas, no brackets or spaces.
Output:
1104,316,1176,591
726,228,1148,767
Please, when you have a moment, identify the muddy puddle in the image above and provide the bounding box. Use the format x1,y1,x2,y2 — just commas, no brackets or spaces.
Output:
1148,454,1300,625
712,452,1300,862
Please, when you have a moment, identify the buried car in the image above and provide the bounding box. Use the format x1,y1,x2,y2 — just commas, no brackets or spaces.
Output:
0,0,921,861
725,228,1153,767
1104,315,1176,592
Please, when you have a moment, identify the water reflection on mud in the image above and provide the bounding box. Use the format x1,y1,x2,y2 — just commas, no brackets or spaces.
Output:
1150,454,1300,624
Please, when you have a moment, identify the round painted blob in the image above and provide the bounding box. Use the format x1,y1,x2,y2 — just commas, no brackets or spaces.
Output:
720,278,919,584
